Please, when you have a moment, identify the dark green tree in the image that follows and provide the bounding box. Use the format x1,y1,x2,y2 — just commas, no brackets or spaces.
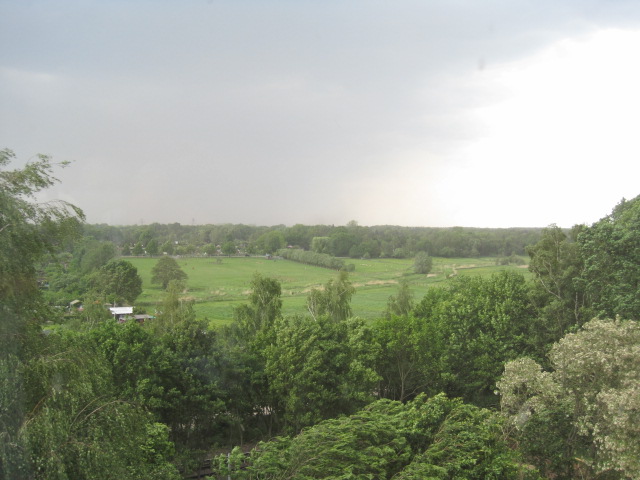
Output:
374,314,442,402
91,259,143,304
329,230,358,257
92,317,225,456
18,330,180,479
151,256,188,289
414,271,537,406
579,195,640,320
526,224,589,345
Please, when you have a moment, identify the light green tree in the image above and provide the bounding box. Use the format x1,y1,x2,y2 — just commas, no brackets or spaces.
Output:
306,270,355,321
311,236,331,254
386,278,414,318
498,317,640,479
413,251,433,274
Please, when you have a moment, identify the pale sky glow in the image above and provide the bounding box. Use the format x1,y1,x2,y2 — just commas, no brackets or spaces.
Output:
449,28,640,227
2,1,640,228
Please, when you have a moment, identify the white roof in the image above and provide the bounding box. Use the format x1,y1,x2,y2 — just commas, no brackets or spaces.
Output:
109,307,133,315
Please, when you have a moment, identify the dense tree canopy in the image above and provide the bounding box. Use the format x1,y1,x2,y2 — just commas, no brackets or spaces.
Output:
91,259,142,304
498,317,640,479
414,271,538,406
212,394,537,479
579,195,640,320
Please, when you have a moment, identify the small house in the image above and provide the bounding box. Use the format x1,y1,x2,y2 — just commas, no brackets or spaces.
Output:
109,306,133,322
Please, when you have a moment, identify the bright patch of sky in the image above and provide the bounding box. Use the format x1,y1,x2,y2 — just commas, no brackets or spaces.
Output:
418,28,640,227
1,1,639,228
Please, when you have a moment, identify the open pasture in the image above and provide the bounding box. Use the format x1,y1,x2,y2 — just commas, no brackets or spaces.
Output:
127,256,529,325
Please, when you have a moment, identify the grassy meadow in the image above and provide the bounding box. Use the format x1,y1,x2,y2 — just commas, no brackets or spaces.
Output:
127,256,530,326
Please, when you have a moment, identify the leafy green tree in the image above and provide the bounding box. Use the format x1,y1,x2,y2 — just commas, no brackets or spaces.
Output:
213,394,536,480
151,256,187,289
218,274,284,441
17,331,181,479
92,317,225,455
395,402,536,479
264,315,379,433
414,271,538,406
526,224,589,344
0,149,85,476
413,251,433,274
311,236,331,254
234,273,282,337
202,243,217,256
156,279,193,329
91,259,143,304
374,314,442,402
579,195,640,320
306,270,355,322
329,230,357,257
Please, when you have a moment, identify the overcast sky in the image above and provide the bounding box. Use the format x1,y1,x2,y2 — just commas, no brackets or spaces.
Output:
2,1,640,228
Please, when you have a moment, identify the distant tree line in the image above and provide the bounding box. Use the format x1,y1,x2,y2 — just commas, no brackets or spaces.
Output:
82,220,542,259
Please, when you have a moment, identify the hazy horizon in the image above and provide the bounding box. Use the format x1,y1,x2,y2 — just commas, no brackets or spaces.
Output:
2,1,640,229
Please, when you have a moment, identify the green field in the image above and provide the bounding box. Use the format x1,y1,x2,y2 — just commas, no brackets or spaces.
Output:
127,256,530,326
